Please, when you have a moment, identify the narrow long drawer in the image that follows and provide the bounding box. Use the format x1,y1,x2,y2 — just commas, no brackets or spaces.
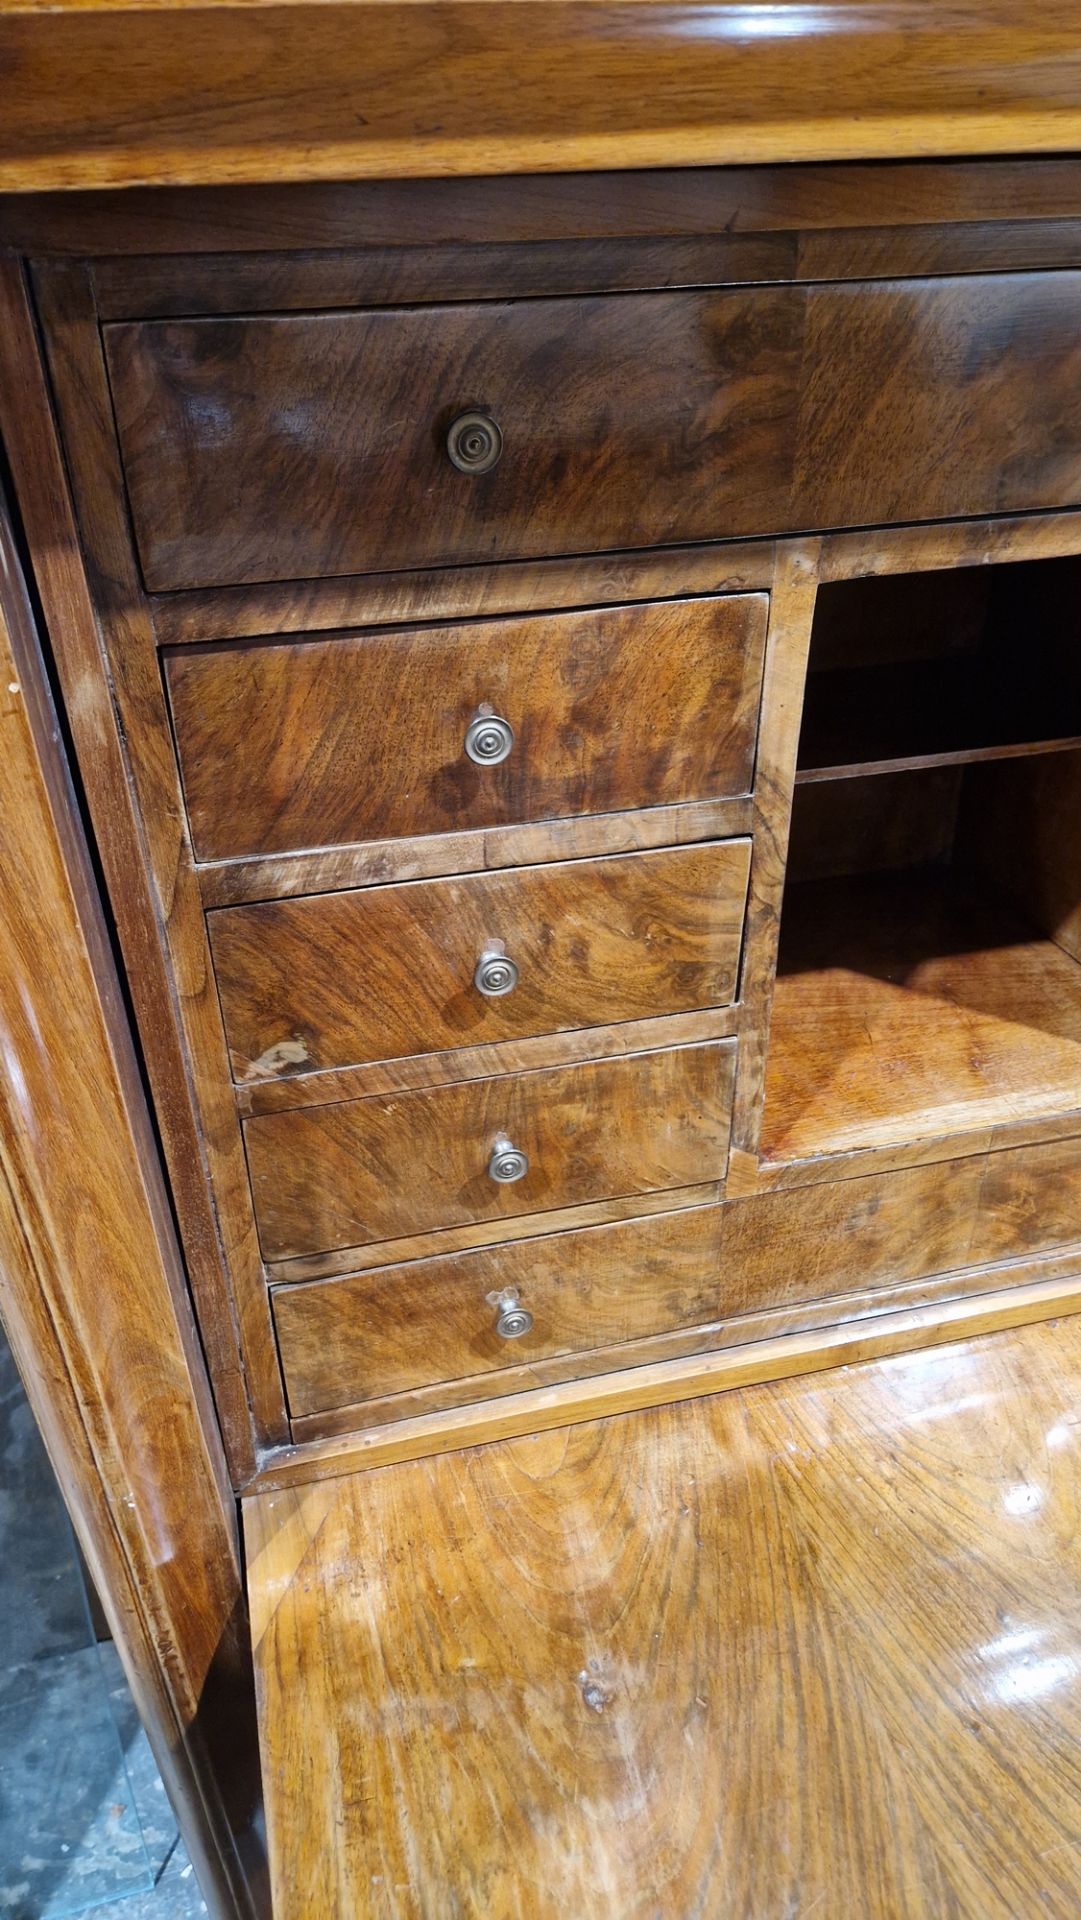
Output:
166,596,766,861
245,1040,735,1261
108,277,1081,591
274,1132,1081,1425
209,839,752,1081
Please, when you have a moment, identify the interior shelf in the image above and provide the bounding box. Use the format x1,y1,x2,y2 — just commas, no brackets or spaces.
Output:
795,655,1081,782
761,867,1081,1164
795,555,1081,783
765,548,1081,1168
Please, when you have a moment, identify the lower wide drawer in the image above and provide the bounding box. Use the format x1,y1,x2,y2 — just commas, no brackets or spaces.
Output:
273,1132,1081,1423
246,1040,736,1261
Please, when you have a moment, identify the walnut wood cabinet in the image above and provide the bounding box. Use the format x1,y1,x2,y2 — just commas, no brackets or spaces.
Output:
6,25,1081,1896
5,160,1081,1504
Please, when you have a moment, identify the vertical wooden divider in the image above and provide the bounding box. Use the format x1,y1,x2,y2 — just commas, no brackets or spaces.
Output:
728,540,820,1192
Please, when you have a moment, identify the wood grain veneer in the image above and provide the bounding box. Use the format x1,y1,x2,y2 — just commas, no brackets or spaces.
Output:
246,1314,1081,1917
246,1040,735,1262
273,1128,1081,1424
19,258,288,1458
0,474,263,1916
166,597,765,861
84,221,1081,325
111,277,1081,591
208,839,750,1082
18,161,1081,1500
107,294,799,588
15,162,1081,259
7,12,1081,193
763,870,1081,1166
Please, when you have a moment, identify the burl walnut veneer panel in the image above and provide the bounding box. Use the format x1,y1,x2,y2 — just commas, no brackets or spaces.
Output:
246,1040,735,1261
208,839,751,1081
246,1315,1081,1918
273,1130,1081,1422
112,276,1081,590
167,597,766,861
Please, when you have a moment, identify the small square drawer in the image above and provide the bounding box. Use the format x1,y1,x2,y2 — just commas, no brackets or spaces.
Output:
166,596,766,861
245,1040,735,1262
208,838,751,1081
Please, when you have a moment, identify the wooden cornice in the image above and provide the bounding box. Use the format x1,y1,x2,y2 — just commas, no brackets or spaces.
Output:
3,0,1081,193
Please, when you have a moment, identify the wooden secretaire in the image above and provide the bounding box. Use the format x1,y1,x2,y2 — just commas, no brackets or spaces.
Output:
5,19,1081,1912
12,168,1081,1482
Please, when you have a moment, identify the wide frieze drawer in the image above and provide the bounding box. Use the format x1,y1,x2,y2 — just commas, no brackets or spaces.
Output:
166,596,765,860
208,839,752,1080
245,1040,735,1262
109,275,1081,591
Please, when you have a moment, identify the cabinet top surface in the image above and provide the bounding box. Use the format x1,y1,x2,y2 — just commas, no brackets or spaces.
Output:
3,0,1081,194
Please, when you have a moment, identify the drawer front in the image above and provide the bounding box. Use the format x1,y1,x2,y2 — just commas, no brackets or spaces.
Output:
274,1207,722,1414
106,291,797,589
209,839,752,1080
245,1040,735,1260
167,597,766,861
275,1134,1081,1423
110,276,1081,591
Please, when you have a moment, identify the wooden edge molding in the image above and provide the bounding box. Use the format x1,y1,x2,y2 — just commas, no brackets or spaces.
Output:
3,17,1081,196
246,1248,1081,1492
0,482,267,1916
8,160,1081,260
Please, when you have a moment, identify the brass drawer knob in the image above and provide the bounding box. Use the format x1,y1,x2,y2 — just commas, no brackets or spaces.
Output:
474,942,519,998
488,1134,529,1184
464,705,514,766
446,410,503,475
491,1288,534,1340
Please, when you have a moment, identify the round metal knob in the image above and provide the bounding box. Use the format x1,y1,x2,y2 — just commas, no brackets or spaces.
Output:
474,943,519,998
488,1134,529,1184
493,1291,534,1340
446,411,503,475
464,708,514,766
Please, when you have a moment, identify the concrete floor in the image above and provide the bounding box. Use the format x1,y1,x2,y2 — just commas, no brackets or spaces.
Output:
0,1327,207,1920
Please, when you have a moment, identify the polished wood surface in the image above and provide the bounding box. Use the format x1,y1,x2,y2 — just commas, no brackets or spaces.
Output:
17,161,1081,259
274,1129,1081,1429
209,840,750,1082
284,1256,1063,1446
0,485,264,1917
5,257,287,1465
247,1313,1081,1918
108,294,797,587
246,1040,735,1262
84,224,1081,329
238,1008,739,1119
764,871,1081,1164
110,277,1081,589
265,1181,724,1289
728,544,819,1183
196,797,755,913
166,598,765,860
7,5,1081,195
274,1206,723,1415
18,165,1081,1491
255,1254,1081,1481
